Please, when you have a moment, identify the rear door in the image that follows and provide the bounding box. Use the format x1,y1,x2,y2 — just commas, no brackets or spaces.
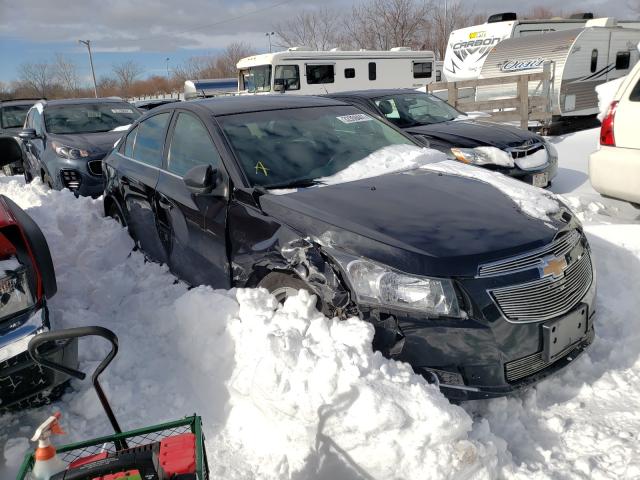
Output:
155,110,231,287
119,112,172,263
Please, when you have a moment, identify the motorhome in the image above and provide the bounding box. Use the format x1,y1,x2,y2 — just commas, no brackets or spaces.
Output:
184,78,238,100
478,19,640,119
236,48,436,95
444,12,640,81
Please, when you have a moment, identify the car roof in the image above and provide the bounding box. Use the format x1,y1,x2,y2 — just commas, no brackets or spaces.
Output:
42,97,130,107
0,99,41,107
175,95,349,116
327,89,428,99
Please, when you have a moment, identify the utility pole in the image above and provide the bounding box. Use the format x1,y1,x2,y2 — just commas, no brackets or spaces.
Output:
79,40,98,98
166,57,170,79
265,32,275,53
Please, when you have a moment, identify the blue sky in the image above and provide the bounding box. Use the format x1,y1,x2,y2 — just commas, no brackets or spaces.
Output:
0,0,630,85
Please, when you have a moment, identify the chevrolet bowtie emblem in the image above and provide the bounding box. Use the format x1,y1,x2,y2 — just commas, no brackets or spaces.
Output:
540,256,568,279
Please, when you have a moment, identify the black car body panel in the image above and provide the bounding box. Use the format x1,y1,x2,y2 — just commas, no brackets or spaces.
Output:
103,95,594,400
329,89,558,187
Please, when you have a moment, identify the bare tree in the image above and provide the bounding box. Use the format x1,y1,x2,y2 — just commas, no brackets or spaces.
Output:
215,41,256,77
18,62,55,97
53,53,80,94
422,0,478,59
112,61,144,96
276,8,343,50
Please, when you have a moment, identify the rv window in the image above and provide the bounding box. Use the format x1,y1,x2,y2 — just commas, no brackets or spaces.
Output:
436,71,442,82
274,65,300,90
344,68,356,79
306,64,335,84
616,51,631,70
413,62,432,79
590,49,598,73
368,62,377,80
241,65,272,93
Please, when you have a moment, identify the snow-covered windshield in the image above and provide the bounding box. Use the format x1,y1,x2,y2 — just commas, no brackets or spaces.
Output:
44,103,141,134
374,93,462,128
219,106,415,188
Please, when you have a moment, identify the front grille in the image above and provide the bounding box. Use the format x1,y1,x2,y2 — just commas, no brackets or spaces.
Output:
60,169,82,190
478,230,581,277
508,141,545,159
490,250,593,322
505,327,594,382
87,160,103,176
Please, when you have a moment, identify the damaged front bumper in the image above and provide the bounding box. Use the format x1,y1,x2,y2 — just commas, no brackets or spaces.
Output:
0,306,78,410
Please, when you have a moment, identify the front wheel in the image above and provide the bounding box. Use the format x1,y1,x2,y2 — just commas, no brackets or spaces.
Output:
258,271,324,311
107,202,126,226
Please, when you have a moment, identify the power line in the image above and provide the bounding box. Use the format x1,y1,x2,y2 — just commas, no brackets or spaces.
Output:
133,0,295,43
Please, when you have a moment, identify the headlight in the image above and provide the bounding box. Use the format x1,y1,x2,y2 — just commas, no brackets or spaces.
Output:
52,141,89,159
334,254,462,317
451,146,514,168
544,141,558,159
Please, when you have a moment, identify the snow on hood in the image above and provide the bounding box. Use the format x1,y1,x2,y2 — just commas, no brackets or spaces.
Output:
319,144,446,185
422,160,562,222
596,77,625,122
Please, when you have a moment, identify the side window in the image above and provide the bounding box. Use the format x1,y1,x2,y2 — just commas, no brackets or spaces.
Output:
590,49,598,73
628,77,640,102
167,113,221,177
368,62,377,81
344,68,355,79
306,64,334,84
132,113,170,167
436,70,442,82
123,126,138,157
413,62,432,79
616,51,630,70
274,65,300,91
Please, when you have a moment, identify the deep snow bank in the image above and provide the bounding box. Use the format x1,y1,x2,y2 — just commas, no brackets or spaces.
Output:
0,178,500,479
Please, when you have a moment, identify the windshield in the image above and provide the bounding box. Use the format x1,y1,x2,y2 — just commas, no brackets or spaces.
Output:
240,65,272,93
219,106,415,188
44,103,141,134
374,93,462,127
1,104,32,129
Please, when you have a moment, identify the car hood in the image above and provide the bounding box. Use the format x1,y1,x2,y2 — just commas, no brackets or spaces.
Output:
259,168,567,277
48,131,125,156
406,120,541,149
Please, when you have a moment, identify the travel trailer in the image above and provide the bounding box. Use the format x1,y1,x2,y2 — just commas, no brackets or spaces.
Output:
236,48,436,95
444,13,640,81
184,78,238,100
478,20,640,119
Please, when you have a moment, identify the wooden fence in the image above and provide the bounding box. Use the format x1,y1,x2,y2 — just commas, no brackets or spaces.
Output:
427,61,553,129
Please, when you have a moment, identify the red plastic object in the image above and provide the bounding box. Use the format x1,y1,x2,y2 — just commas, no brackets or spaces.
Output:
68,451,109,469
95,470,141,480
158,433,196,476
600,100,618,146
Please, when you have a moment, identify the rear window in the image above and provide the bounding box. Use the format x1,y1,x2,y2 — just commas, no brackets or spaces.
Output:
1,104,32,129
629,77,640,102
44,103,140,134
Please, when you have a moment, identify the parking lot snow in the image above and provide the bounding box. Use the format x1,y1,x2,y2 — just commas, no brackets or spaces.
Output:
2,126,640,479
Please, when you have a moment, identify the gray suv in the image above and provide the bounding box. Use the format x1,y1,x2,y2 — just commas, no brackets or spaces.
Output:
20,98,141,197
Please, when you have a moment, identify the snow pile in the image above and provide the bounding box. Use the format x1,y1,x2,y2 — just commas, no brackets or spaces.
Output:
596,76,625,122
220,288,499,479
319,144,445,185
422,160,561,222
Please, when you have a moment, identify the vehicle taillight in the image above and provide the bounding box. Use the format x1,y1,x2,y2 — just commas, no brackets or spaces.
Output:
600,100,618,146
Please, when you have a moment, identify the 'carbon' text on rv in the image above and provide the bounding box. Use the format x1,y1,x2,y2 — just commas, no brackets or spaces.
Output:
453,38,501,50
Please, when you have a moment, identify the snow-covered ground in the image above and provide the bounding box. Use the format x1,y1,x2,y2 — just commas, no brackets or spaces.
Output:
1,127,640,479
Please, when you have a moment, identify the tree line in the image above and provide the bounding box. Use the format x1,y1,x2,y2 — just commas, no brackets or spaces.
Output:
0,1,585,101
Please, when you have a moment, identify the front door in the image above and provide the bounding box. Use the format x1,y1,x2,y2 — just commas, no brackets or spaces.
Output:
155,111,230,288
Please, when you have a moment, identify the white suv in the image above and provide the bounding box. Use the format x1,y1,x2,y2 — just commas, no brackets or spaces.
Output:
589,63,640,205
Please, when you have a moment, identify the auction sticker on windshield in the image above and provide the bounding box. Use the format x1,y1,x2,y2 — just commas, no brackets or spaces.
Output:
336,114,372,124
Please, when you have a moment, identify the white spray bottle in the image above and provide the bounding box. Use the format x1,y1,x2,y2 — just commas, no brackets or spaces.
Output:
30,412,67,480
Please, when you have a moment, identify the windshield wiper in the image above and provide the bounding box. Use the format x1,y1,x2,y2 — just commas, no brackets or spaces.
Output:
263,178,325,189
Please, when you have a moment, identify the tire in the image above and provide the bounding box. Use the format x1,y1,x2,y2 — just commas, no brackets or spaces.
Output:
258,271,318,305
108,201,126,226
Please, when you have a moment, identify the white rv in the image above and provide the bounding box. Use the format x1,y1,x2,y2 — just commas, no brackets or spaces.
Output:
478,20,640,118
444,13,640,81
236,48,436,95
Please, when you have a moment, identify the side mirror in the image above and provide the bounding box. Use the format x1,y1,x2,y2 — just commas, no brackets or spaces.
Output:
0,136,24,167
18,128,37,140
184,164,216,195
274,79,286,93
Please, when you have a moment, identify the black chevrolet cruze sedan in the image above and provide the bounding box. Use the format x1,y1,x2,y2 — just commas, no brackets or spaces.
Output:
102,95,595,400
328,89,558,188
